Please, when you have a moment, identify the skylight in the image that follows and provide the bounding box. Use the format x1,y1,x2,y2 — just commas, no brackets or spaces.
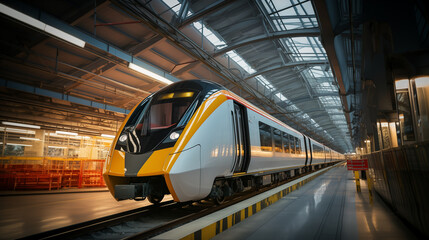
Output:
163,0,181,14
259,0,350,146
161,0,276,95
192,21,226,49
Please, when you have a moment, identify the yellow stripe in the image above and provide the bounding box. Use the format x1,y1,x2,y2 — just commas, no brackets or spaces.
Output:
181,234,194,240
163,91,229,201
227,215,232,228
109,150,126,175
164,173,180,202
201,222,216,239
137,147,172,176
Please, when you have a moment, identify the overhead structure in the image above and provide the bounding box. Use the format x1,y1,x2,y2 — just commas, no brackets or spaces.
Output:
0,0,373,153
112,0,353,152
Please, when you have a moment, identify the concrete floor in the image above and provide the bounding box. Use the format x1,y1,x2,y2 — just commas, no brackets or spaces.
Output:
0,189,172,239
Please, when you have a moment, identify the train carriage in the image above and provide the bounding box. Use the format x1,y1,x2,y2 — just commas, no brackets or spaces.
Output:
103,80,343,204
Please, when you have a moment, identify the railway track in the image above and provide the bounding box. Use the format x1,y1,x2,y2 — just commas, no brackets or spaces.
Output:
20,167,327,240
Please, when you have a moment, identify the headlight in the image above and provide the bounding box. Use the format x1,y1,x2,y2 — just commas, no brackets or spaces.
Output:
169,131,181,140
119,134,128,142
160,129,183,146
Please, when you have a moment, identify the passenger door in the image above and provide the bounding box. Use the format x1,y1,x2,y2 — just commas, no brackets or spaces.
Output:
303,135,308,166
231,102,250,173
307,138,313,167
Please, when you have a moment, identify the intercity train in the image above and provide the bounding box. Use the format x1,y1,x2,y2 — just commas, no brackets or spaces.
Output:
103,80,343,204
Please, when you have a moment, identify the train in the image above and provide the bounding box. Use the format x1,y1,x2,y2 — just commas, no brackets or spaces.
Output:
103,80,344,204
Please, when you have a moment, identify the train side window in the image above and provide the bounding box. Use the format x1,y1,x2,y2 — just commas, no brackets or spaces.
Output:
313,144,317,157
289,135,296,154
259,122,272,152
296,138,301,154
283,132,290,153
273,129,283,152
313,145,323,157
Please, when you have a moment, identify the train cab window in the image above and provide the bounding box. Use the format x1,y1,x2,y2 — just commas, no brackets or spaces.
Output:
296,138,301,154
259,122,273,151
289,135,296,154
273,129,283,152
283,132,290,153
150,92,196,131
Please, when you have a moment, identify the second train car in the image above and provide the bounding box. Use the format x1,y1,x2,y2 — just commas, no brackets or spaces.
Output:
103,80,343,204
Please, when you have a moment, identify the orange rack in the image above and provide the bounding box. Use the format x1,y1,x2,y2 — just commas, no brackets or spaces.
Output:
0,157,106,190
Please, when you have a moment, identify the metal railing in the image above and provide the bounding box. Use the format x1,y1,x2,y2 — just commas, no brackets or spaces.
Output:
364,141,429,237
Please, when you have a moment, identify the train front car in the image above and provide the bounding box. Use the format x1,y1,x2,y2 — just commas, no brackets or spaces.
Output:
103,80,231,203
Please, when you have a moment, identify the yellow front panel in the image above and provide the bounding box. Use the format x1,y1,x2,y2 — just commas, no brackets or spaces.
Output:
109,150,125,176
137,147,173,176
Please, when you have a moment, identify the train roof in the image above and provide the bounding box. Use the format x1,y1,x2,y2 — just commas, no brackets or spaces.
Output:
159,79,226,94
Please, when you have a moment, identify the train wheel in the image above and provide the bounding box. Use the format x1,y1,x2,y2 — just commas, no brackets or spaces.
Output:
213,187,225,205
148,194,164,204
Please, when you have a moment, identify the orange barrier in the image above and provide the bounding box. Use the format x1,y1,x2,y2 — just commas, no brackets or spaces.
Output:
0,157,106,190
14,173,62,190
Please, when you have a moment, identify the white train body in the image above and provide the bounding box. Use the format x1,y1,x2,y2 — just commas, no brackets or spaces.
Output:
103,80,344,203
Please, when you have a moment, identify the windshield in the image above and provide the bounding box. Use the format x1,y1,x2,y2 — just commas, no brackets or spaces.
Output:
149,101,191,130
135,91,196,133
118,90,198,153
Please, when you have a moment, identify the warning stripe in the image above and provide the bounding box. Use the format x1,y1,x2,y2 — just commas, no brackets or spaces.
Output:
180,164,338,240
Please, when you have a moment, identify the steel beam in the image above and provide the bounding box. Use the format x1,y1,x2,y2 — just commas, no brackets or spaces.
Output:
243,60,327,81
177,0,237,27
213,28,320,57
270,14,316,20
312,0,352,135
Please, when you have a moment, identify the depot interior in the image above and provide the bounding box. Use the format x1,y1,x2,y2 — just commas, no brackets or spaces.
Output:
0,0,428,208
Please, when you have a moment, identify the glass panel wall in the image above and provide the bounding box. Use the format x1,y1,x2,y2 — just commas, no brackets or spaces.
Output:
0,127,112,160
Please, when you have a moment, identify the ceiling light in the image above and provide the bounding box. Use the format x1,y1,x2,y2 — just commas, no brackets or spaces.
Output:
101,134,115,138
2,121,40,129
128,63,173,85
1,127,36,134
0,3,85,48
56,131,78,136
7,143,32,147
48,146,67,149
44,25,85,48
20,137,41,141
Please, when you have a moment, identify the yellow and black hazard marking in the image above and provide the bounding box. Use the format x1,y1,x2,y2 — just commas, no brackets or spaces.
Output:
181,168,332,240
